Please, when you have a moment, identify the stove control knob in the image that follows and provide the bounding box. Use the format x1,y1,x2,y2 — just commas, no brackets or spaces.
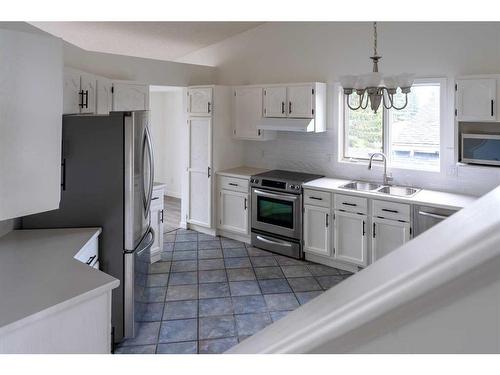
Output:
290,185,296,189
295,185,301,190
250,178,254,183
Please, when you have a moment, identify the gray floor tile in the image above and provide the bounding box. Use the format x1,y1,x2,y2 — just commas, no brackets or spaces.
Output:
281,265,313,278
226,268,256,281
198,269,227,283
198,258,225,271
120,322,160,346
147,273,170,287
306,264,340,276
171,260,198,272
254,266,285,280
246,246,272,257
142,287,167,303
221,238,246,248
337,269,354,276
295,291,324,305
235,313,272,336
199,315,236,340
198,240,222,250
275,255,305,266
232,295,267,314
199,337,238,354
163,300,198,320
199,297,233,317
161,251,173,261
163,242,174,251
224,257,252,269
175,234,198,242
258,279,292,294
164,234,176,243
229,280,261,296
174,241,198,251
198,249,223,259
223,248,248,258
270,310,292,322
316,275,345,290
286,277,322,292
159,319,197,343
176,229,197,235
264,293,300,311
172,251,197,261
198,233,219,242
150,261,171,274
115,344,156,354
169,271,198,286
199,282,230,299
140,303,164,322
238,335,251,343
156,341,197,354
250,256,278,267
165,284,198,301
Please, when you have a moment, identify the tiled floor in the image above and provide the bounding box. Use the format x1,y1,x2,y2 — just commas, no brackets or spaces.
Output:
164,196,181,233
115,229,353,354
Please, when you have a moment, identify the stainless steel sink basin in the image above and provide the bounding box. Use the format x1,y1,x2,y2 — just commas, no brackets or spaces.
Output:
340,181,382,191
378,185,420,197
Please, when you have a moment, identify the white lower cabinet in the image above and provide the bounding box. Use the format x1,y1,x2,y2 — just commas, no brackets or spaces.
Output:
219,189,249,235
333,210,368,267
371,217,410,262
303,205,332,257
150,185,165,263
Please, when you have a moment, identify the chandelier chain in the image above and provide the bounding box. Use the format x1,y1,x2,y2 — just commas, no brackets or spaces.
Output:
373,21,377,56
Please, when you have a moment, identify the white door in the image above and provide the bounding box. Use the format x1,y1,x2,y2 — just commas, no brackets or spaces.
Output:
456,79,496,121
263,87,287,118
96,77,113,115
287,85,314,118
80,73,97,114
113,83,149,111
371,217,410,262
187,87,212,116
63,68,81,114
303,205,332,257
334,210,368,267
187,117,212,227
219,189,249,234
234,87,263,139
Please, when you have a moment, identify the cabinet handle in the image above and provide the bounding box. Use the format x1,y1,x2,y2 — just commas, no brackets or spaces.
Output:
151,197,159,200
84,90,89,109
258,129,262,136
491,99,494,117
309,197,323,201
373,222,376,238
244,198,248,210
381,208,398,213
78,90,84,108
326,213,329,227
281,101,285,114
61,158,66,191
289,101,292,114
229,183,238,187
207,166,211,178
362,220,366,236
86,255,96,265
208,102,211,113
342,202,357,207
160,209,164,223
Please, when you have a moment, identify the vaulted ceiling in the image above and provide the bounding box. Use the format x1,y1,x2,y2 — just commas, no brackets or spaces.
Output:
30,22,264,62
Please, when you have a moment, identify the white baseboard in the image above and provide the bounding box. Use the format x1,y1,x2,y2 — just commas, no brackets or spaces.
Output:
305,252,360,273
216,229,251,244
188,223,216,236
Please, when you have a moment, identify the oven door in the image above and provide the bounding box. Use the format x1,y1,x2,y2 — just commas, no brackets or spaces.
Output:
251,188,302,239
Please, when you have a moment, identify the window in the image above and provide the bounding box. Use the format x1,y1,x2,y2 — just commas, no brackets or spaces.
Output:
343,80,442,171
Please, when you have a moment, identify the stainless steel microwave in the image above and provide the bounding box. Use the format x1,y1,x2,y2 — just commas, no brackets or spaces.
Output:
461,133,500,166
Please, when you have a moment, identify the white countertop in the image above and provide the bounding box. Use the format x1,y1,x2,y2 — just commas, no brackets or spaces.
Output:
216,166,270,179
0,228,119,334
303,177,477,210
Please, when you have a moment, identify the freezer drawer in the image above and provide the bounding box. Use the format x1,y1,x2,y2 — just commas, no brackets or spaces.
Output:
413,205,458,237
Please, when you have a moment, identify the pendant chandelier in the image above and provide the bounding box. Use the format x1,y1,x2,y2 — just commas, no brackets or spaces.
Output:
340,22,414,113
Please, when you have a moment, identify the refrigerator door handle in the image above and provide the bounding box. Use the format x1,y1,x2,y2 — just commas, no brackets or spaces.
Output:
142,125,155,217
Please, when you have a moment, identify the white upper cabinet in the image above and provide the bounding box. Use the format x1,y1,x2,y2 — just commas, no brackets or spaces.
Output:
233,87,276,141
287,85,314,118
187,87,212,116
0,29,63,220
63,68,82,115
263,87,287,118
303,205,332,257
371,217,410,262
456,78,497,122
80,72,97,114
113,83,149,112
334,210,368,267
96,77,113,115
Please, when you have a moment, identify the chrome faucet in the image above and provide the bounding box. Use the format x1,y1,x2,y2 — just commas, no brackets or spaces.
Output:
368,152,393,185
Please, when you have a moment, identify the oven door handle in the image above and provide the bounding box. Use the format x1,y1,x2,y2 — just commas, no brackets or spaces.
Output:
256,235,293,248
253,189,298,200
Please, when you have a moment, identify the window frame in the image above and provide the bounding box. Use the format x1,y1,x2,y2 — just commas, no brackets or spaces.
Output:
342,78,445,172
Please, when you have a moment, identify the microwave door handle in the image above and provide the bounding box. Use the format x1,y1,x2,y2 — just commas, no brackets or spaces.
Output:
253,189,298,201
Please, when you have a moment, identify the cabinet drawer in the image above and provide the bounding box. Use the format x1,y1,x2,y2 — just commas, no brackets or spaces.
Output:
372,200,411,222
218,176,249,193
304,189,331,208
334,194,368,214
151,188,164,208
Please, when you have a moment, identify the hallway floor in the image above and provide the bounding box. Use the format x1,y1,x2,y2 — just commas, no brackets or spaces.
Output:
115,229,352,354
164,196,181,233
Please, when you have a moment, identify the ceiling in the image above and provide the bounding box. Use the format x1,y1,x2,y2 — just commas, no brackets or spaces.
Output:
30,22,264,62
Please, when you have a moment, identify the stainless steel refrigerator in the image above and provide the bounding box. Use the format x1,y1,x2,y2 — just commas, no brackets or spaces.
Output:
22,111,155,344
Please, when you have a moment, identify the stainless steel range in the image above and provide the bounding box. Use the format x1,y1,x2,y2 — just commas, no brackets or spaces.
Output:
250,170,324,259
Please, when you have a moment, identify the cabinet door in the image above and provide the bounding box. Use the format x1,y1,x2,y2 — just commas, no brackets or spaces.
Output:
303,205,332,257
371,217,410,262
96,77,113,115
219,189,249,234
63,68,81,114
263,87,287,118
150,206,162,260
287,85,314,118
187,87,212,116
456,79,496,121
187,118,212,228
334,210,368,267
234,87,264,139
80,73,97,114
113,83,149,111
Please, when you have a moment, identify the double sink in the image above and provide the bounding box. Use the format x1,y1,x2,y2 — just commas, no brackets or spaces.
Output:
340,181,421,197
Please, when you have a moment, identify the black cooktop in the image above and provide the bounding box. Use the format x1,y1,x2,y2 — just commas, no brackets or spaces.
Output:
253,169,324,183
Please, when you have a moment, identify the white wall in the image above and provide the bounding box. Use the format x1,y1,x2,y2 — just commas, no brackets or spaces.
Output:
150,89,185,198
179,22,500,196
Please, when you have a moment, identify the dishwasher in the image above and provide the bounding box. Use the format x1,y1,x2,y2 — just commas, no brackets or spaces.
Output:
413,205,458,237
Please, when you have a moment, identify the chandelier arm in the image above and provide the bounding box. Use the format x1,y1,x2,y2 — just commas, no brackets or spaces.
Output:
346,93,363,111
382,89,393,110
361,92,370,110
390,93,409,110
